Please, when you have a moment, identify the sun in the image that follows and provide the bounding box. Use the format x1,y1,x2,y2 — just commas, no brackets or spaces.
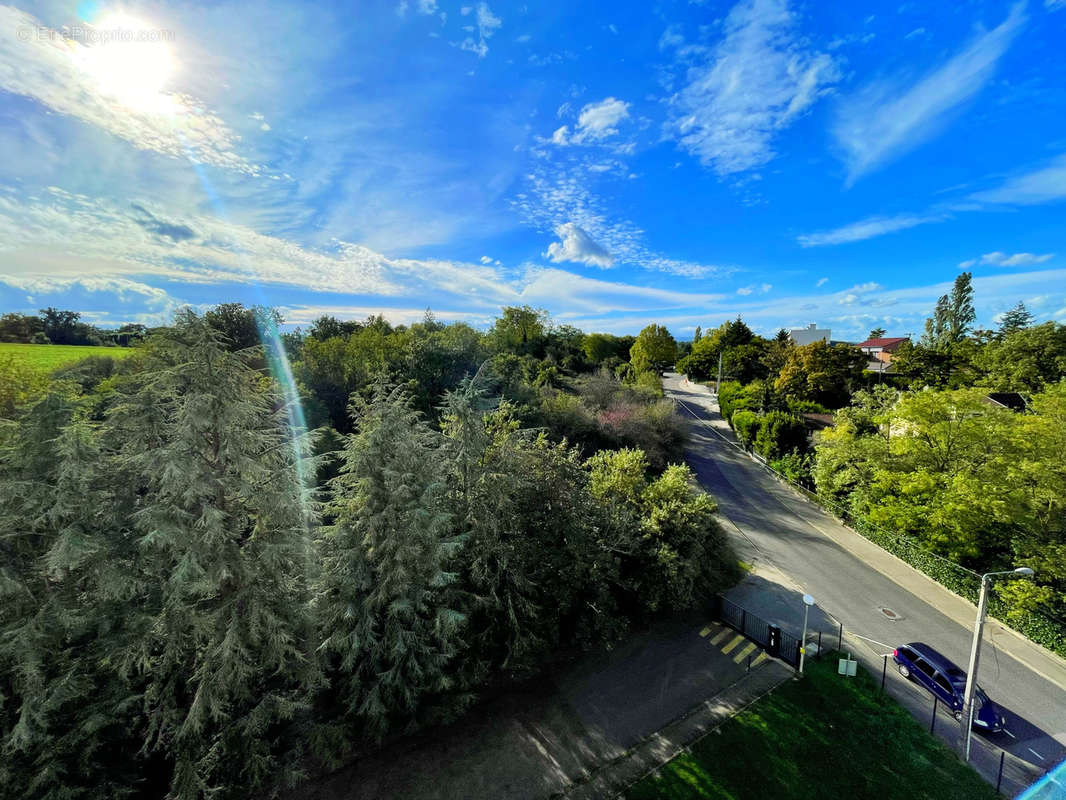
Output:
74,13,178,114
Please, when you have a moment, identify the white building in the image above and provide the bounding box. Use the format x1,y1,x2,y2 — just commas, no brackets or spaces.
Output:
789,323,831,346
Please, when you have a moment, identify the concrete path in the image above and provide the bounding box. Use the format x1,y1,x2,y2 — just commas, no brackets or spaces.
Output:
663,372,1066,791
558,659,791,800
297,611,769,800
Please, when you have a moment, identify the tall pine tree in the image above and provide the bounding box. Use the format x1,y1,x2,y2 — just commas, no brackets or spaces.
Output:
317,384,464,746
998,301,1035,337
0,393,146,800
107,310,320,799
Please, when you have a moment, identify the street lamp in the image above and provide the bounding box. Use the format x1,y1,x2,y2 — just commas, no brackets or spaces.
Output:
798,594,815,675
962,567,1035,761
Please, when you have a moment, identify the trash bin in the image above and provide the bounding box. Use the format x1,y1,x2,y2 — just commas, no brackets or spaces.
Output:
767,624,781,657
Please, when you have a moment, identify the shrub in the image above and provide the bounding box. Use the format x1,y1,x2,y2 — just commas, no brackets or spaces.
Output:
754,411,806,460
0,356,50,417
732,410,759,447
599,399,684,471
770,452,814,486
635,369,663,397
787,398,831,415
717,381,744,422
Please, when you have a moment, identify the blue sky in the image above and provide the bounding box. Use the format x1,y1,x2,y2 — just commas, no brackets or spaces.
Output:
1,0,1064,339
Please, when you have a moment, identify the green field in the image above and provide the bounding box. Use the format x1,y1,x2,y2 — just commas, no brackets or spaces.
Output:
0,342,136,374
627,654,996,800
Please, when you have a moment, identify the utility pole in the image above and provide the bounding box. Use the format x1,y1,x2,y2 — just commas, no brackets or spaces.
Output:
798,594,815,676
716,350,723,393
962,567,1034,760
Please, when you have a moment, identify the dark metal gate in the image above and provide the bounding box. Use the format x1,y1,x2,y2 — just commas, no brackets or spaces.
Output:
714,595,801,668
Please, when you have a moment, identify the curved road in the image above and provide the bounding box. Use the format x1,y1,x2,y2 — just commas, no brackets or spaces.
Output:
664,373,1066,792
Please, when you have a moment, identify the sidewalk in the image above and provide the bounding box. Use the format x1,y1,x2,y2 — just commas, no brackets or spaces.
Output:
297,611,769,800
556,660,792,800
673,376,1066,693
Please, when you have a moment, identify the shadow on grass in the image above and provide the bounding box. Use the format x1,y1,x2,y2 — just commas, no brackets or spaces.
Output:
627,652,999,800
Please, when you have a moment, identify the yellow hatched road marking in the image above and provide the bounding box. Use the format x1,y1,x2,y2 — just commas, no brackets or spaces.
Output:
752,651,768,667
699,625,713,637
720,634,745,654
710,629,731,646
733,642,757,663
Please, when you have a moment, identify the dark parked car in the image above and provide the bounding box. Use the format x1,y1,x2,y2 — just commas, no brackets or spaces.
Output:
893,642,1006,732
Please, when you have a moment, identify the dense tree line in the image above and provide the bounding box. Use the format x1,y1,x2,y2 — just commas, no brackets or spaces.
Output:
0,309,148,347
0,308,734,799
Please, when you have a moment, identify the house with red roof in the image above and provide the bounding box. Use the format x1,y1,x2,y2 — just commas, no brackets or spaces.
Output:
856,336,909,374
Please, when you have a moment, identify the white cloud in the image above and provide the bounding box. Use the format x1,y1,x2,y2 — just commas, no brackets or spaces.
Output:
904,27,927,39
0,7,258,174
959,259,977,268
833,3,1025,182
545,223,614,268
576,98,630,139
513,169,727,278
0,274,185,326
667,0,839,176
519,268,721,314
0,187,517,301
737,283,772,295
797,150,1066,247
506,268,1066,338
659,25,685,50
968,154,1066,205
0,185,736,322
459,2,501,58
816,277,829,287
551,98,631,146
799,152,1066,246
280,304,490,327
963,251,1055,267
1046,0,1066,10
798,212,946,246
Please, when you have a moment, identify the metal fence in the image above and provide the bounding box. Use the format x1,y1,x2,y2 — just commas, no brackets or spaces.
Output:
712,595,1051,797
714,595,804,668
864,645,1055,798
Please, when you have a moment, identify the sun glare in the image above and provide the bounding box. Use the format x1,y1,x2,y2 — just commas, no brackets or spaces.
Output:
74,13,178,114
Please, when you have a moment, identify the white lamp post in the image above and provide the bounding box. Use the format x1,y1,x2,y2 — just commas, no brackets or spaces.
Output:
962,567,1035,761
798,594,815,675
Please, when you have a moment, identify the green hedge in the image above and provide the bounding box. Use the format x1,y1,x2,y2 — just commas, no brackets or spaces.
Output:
732,410,759,446
754,411,806,460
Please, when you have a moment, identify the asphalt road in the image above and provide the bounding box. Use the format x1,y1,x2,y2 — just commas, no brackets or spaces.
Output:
663,373,1066,789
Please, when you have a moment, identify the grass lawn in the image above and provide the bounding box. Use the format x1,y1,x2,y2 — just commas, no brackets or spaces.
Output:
0,342,135,374
626,653,997,800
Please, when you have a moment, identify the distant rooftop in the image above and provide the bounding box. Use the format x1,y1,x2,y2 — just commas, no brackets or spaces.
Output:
856,336,909,349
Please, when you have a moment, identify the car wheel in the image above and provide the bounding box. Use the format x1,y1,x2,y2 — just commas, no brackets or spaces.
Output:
897,664,910,678
954,710,964,722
